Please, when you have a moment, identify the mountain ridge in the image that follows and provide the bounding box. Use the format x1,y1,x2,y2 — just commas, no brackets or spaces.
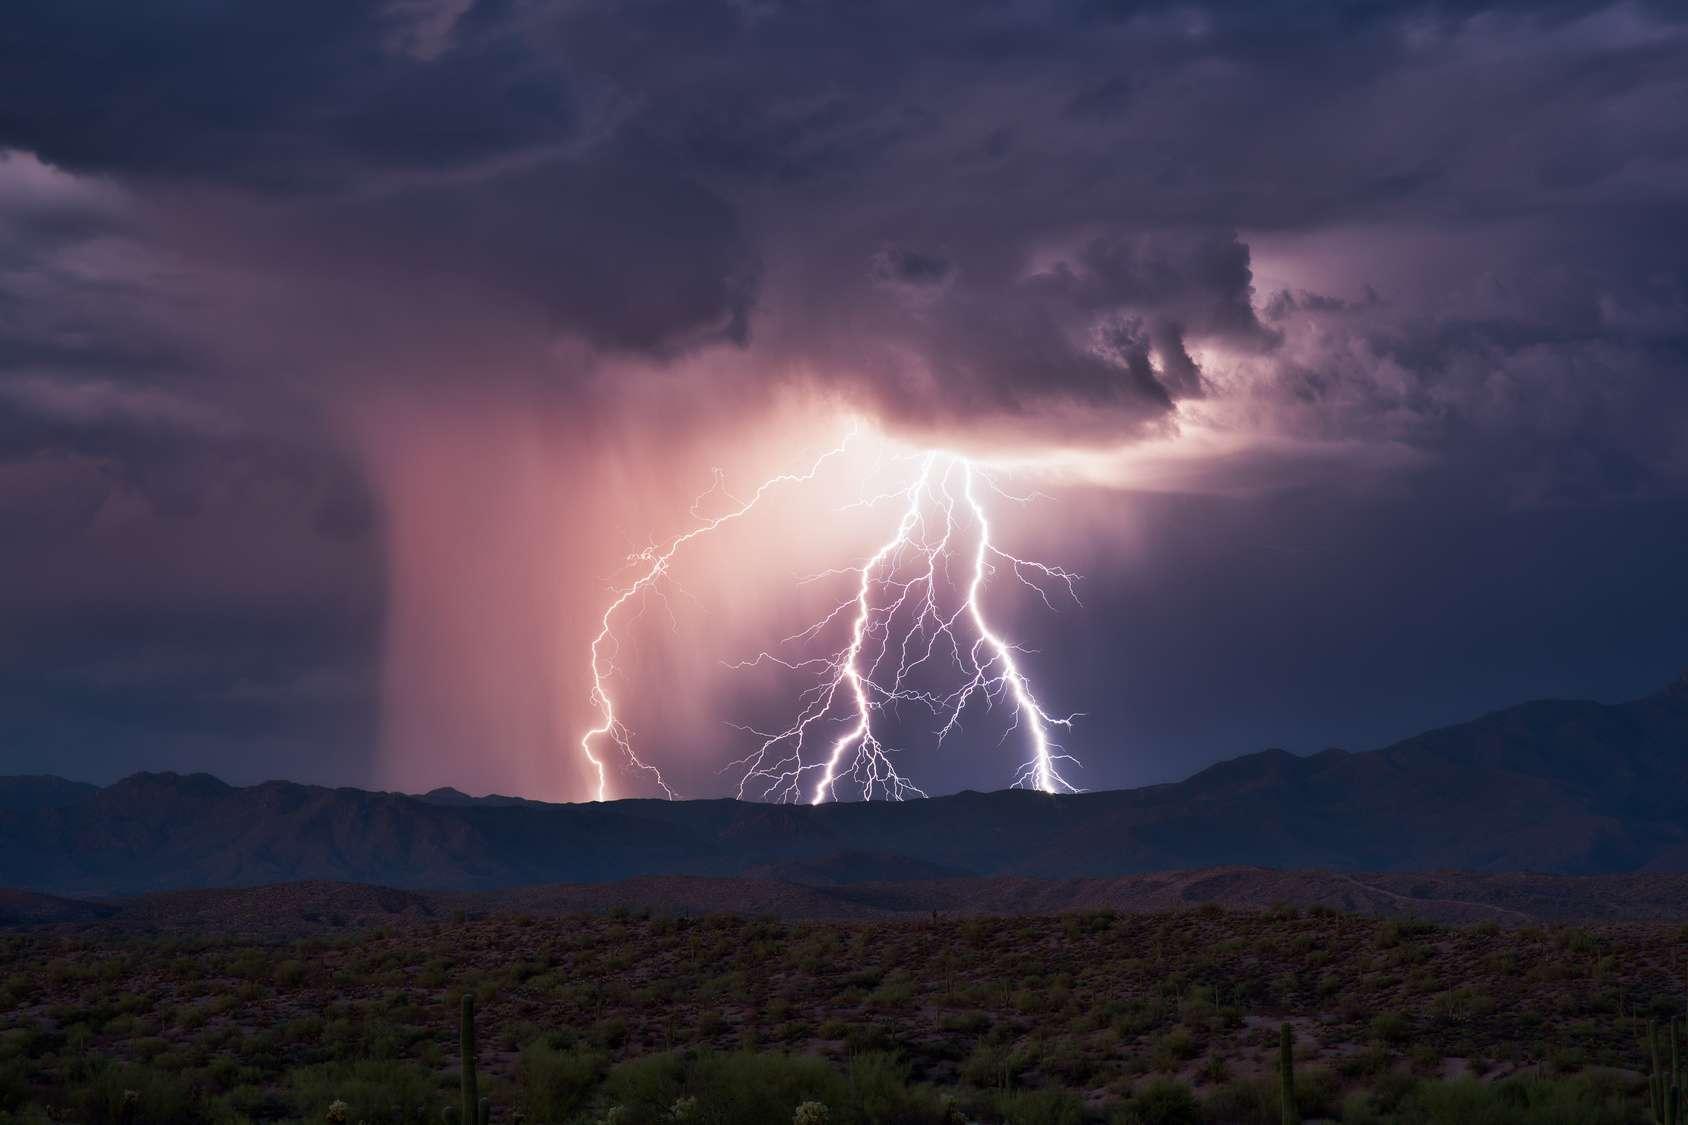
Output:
1,677,1685,896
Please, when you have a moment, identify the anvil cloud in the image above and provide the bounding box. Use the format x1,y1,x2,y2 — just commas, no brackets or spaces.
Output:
1,0,1685,798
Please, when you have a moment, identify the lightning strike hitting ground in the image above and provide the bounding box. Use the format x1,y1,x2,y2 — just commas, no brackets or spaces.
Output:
578,433,857,802
580,433,1083,802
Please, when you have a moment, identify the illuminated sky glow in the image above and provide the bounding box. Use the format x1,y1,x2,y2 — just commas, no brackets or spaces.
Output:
583,425,1085,801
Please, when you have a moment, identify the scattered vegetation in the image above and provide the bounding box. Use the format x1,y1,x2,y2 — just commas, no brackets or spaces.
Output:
1,906,1686,1121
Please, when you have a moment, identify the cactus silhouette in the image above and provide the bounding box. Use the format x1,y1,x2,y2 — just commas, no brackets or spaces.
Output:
1649,1019,1682,1125
461,993,480,1125
1279,1022,1296,1125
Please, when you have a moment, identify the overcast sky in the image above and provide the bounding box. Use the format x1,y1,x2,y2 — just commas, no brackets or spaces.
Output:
1,0,1685,800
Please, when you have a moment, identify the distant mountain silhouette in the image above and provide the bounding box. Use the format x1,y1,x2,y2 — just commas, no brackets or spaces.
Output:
419,786,548,809
0,775,97,815
2,677,1685,896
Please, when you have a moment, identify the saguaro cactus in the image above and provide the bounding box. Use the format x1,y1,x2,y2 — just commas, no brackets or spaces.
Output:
1676,1017,1684,1125
1649,1019,1683,1125
1279,1022,1296,1125
462,993,480,1125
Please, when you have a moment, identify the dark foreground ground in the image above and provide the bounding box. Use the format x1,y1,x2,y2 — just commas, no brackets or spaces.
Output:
4,902,1688,1123
14,867,1688,935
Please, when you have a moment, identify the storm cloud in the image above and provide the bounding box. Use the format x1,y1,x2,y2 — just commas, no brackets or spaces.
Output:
1,0,1684,795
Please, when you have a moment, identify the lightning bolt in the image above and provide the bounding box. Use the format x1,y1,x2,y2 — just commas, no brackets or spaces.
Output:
579,430,857,801
727,451,1081,803
954,459,1082,795
580,428,1083,802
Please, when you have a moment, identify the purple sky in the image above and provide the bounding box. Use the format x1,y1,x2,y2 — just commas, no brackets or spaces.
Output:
1,0,1685,799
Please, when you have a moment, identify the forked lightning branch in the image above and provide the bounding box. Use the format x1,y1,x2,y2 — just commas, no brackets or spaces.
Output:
579,429,1084,802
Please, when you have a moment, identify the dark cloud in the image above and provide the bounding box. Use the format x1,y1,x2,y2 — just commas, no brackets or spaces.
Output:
7,0,1680,437
845,235,1239,420
304,157,761,352
870,247,954,290
0,0,1684,790
0,153,367,528
0,1,574,188
1037,232,1270,345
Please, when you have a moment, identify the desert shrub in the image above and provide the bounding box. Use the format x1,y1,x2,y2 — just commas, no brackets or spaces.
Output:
1111,1078,1199,1125
586,1050,949,1125
1151,1026,1198,1072
961,1041,1015,1089
939,1010,990,1034
600,1050,688,1117
0,1057,31,1112
129,1036,169,1061
867,971,915,1011
1366,1068,1423,1114
841,1022,896,1053
1336,1042,1392,1079
596,1050,839,1125
214,1080,290,1120
286,1059,441,1123
1043,1036,1099,1086
1114,998,1164,1037
282,1014,325,1045
66,1062,208,1125
846,1051,950,1123
995,1087,1085,1125
684,1051,847,1124
1201,1076,1277,1124
1,973,38,1007
1198,1054,1230,1085
1339,1073,1642,1125
1295,1065,1342,1119
1370,1010,1410,1046
519,1041,606,1121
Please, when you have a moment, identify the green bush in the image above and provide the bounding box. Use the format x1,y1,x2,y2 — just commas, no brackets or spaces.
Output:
847,1051,943,1123
600,1051,688,1119
67,1062,207,1125
961,1042,1015,1089
582,1049,953,1125
995,1087,1085,1125
597,1050,841,1125
1201,1077,1277,1125
0,1057,31,1112
1339,1073,1643,1125
1111,1078,1199,1125
518,1041,606,1122
286,1058,442,1123
687,1052,851,1124
1296,1065,1343,1119
1370,1011,1411,1046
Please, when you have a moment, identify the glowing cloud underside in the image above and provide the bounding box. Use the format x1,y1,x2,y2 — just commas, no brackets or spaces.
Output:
579,430,1083,802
